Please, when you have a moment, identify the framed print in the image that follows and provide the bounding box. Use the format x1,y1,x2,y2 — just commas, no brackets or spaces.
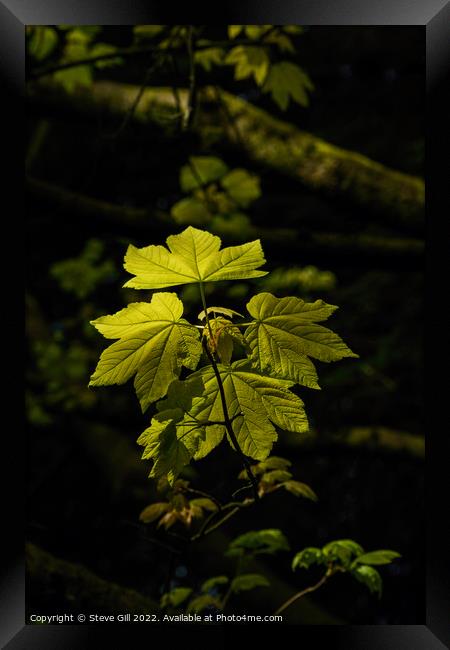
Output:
2,1,448,647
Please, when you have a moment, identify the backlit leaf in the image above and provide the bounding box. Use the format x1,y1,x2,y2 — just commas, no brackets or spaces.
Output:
169,360,309,462
123,227,267,290
245,292,358,389
137,413,203,484
89,292,202,411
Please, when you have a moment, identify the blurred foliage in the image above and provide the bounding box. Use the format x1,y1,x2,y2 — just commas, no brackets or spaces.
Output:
50,239,117,299
28,333,97,425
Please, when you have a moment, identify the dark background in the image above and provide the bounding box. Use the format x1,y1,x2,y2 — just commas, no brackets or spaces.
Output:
26,26,424,624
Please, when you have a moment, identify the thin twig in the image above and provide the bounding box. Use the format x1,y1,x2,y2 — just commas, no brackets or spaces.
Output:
191,505,241,542
198,285,259,500
274,567,334,616
182,486,222,510
28,37,282,81
184,26,197,130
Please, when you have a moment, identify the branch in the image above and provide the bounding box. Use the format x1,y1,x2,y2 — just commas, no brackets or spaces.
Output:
28,36,283,81
27,176,423,266
26,176,171,230
184,26,197,130
274,566,334,616
199,284,259,501
26,543,160,613
27,80,424,230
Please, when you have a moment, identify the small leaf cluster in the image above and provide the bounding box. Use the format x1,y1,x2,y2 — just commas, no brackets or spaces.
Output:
89,227,358,484
224,26,314,110
27,26,123,91
139,478,218,530
139,457,316,532
238,456,317,500
160,529,284,614
50,239,116,299
171,156,261,238
292,539,401,598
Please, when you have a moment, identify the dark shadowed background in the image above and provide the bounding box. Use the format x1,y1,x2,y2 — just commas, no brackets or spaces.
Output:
26,25,424,624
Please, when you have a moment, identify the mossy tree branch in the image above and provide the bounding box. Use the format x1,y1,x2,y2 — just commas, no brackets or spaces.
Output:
27,80,424,230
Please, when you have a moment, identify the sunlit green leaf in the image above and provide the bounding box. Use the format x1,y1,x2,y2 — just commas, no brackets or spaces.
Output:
245,293,358,389
89,292,202,411
137,413,203,484
170,360,308,461
123,226,267,290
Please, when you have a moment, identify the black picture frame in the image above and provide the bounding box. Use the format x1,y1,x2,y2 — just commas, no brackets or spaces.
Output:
3,1,449,647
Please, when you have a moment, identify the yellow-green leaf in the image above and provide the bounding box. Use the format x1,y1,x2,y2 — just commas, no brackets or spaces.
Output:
89,292,202,411
137,413,203,484
163,360,309,463
245,292,358,389
123,226,267,290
